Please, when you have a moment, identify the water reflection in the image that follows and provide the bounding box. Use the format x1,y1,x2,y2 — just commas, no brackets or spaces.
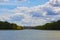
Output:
0,30,60,40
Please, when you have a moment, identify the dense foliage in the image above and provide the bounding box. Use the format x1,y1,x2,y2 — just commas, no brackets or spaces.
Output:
35,20,60,30
1,20,60,30
0,21,23,30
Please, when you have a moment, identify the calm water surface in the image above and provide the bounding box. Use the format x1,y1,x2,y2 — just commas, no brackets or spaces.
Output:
0,30,60,40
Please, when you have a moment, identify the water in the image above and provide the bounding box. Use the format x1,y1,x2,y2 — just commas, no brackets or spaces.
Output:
0,30,60,40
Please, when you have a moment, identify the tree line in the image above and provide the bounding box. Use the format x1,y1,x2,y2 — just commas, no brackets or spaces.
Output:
0,21,23,30
35,20,60,30
0,20,60,30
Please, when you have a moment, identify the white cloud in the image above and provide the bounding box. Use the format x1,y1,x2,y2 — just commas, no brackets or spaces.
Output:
0,0,60,26
15,0,27,2
49,0,60,7
0,0,27,3
0,0,9,3
16,0,27,1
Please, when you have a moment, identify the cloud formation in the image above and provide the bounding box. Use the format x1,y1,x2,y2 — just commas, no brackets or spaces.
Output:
15,0,27,2
0,0,60,26
0,0,9,3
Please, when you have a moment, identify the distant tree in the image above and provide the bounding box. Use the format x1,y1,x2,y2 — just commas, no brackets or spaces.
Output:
0,21,23,30
35,20,60,30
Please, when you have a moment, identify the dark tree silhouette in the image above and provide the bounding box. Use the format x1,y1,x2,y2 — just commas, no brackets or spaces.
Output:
35,20,60,30
0,21,23,30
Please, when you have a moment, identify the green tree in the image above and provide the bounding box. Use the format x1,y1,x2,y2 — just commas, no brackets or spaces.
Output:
0,21,23,30
35,20,60,30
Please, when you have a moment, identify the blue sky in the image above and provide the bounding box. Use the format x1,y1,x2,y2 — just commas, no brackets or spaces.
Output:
0,0,60,26
0,0,49,15
0,0,49,9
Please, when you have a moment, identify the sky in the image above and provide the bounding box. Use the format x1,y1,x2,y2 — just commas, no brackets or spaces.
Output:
0,0,60,26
